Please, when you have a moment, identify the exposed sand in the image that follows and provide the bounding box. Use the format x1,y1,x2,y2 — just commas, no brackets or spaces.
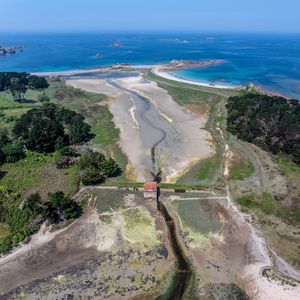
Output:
67,77,147,182
67,73,214,182
115,75,214,181
152,65,241,90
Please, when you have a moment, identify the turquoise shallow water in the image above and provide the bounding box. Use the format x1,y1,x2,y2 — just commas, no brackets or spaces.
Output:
0,32,300,98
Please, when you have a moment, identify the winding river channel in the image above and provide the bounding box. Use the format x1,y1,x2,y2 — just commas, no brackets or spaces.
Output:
107,79,192,298
107,78,185,181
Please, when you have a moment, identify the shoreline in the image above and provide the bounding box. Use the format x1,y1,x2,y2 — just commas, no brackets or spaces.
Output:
151,66,241,90
33,62,241,91
32,61,292,97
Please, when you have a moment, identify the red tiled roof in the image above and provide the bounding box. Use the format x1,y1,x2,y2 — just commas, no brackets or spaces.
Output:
144,181,158,192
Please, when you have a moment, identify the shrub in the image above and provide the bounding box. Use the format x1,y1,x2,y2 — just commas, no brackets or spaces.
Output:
79,150,120,186
2,141,26,163
81,167,105,186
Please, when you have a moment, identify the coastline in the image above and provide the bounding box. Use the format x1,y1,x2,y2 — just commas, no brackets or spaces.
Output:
151,66,241,90
32,61,291,97
32,61,241,91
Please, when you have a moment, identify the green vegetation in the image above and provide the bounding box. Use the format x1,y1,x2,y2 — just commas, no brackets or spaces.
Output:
42,81,128,172
0,72,48,102
195,157,222,181
0,190,81,253
44,191,82,222
229,152,255,180
0,74,125,253
79,150,120,185
278,155,300,192
13,103,94,153
226,91,300,164
236,192,299,225
173,199,221,234
92,189,131,213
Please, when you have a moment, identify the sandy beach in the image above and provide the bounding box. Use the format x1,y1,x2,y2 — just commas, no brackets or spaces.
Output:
152,65,241,90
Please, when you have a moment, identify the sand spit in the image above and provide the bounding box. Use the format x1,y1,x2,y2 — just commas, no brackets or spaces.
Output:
66,73,214,182
152,65,241,90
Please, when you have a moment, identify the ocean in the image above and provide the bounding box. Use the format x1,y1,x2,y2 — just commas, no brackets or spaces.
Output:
0,32,300,99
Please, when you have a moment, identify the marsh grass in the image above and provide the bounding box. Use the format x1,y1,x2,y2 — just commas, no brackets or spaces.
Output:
237,192,299,224
229,151,255,180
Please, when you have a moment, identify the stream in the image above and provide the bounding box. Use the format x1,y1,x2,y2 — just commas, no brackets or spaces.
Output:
156,200,192,300
106,78,183,180
107,79,193,298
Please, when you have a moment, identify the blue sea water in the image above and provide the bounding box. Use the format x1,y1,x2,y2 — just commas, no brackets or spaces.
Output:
0,32,300,99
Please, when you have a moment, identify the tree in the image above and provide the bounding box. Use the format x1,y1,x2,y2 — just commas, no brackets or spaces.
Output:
9,77,27,102
44,191,82,223
81,167,105,186
2,141,25,163
13,103,93,153
24,193,42,216
226,93,300,164
28,75,48,89
0,130,9,163
79,150,120,185
37,92,50,103
0,72,48,102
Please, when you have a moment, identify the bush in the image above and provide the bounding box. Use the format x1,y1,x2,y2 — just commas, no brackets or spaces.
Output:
59,147,80,157
79,150,120,185
37,92,50,103
2,141,26,163
44,191,82,223
56,156,72,169
81,167,105,185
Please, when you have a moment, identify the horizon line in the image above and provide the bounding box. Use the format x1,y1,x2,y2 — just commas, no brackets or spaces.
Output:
1,29,300,35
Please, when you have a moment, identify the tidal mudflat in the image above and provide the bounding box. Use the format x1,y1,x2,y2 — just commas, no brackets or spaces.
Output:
66,71,214,183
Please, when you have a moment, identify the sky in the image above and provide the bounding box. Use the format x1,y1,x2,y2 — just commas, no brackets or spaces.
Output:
1,0,300,33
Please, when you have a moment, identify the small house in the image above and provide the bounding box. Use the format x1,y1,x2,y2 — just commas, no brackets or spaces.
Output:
143,181,158,199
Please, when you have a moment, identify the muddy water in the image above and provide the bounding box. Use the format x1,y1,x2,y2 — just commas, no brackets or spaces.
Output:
156,200,192,300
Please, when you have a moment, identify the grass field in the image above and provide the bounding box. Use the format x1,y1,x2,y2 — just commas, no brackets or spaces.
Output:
92,189,130,213
0,92,40,132
0,151,79,198
229,150,255,180
0,223,10,240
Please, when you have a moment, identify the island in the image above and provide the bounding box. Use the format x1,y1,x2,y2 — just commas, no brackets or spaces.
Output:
0,45,24,56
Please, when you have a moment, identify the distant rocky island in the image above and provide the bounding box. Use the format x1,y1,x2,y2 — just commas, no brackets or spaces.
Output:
0,45,24,56
161,59,224,71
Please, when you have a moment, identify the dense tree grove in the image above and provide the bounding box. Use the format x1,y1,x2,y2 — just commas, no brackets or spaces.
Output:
226,92,300,164
79,150,120,185
0,72,48,102
13,103,94,153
